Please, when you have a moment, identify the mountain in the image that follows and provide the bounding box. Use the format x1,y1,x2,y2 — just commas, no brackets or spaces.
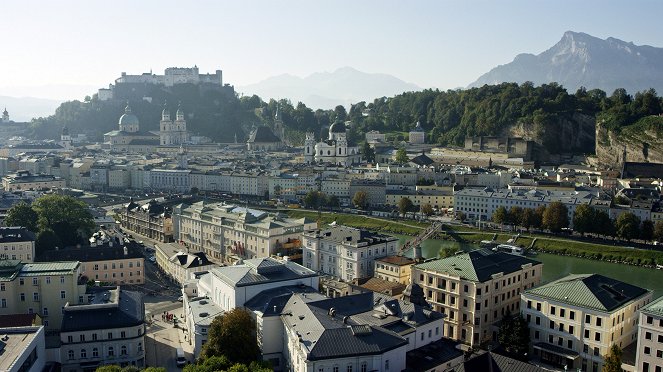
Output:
469,31,663,94
0,95,63,122
238,67,421,109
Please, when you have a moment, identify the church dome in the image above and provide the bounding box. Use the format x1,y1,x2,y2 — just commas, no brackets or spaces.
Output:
118,104,139,127
329,120,346,133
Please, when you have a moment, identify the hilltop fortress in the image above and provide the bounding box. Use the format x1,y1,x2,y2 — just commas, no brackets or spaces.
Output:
98,66,233,101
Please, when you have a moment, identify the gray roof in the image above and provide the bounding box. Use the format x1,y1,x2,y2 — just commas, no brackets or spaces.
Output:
169,251,212,269
303,225,398,247
244,285,324,317
415,249,541,282
0,227,35,243
247,126,281,143
451,351,543,372
36,244,143,263
209,257,317,287
641,295,663,318
525,274,650,312
61,288,144,332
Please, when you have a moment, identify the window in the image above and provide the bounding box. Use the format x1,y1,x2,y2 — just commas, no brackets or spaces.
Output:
0,283,4,291
569,325,574,335
67,335,73,343
537,303,541,311
585,314,591,324
584,330,590,338
549,320,554,329
570,311,575,320
108,346,114,357
596,317,602,326
360,363,367,372
647,332,653,340
1,299,5,308
121,345,127,356
121,331,126,338
536,316,541,325
19,278,24,285
385,360,390,370
92,333,97,341
560,308,565,317
81,349,87,359
567,340,573,349
657,350,663,358
20,293,25,301
32,277,38,285
648,316,654,325
60,276,65,284
60,291,66,299
527,300,532,309
594,347,599,356
92,348,99,358
551,306,556,315
595,332,601,342
80,334,85,342
68,350,74,360
645,346,651,355
346,365,353,372
108,332,113,340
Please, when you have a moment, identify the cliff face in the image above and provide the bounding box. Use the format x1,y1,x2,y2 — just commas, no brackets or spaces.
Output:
508,112,596,160
596,117,663,167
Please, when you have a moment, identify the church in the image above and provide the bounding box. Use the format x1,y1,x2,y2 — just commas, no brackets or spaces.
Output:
103,103,160,153
160,103,190,145
304,119,361,166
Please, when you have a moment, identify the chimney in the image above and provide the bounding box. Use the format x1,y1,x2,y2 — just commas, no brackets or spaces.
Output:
123,246,128,256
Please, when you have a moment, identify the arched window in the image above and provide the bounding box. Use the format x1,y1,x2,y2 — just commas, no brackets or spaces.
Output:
108,346,114,357
68,350,74,360
92,348,99,358
81,349,87,359
121,345,127,355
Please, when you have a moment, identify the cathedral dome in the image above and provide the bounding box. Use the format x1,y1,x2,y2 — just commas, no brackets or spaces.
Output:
118,104,139,127
329,120,346,133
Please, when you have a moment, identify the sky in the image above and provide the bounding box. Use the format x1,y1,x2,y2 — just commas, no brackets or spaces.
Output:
1,0,662,101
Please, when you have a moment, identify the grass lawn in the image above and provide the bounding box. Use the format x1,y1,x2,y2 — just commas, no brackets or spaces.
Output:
285,210,428,235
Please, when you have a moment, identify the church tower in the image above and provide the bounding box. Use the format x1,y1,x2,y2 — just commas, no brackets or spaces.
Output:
274,105,285,143
177,145,188,169
304,132,316,163
60,126,72,150
160,102,172,145
2,108,9,123
174,102,188,144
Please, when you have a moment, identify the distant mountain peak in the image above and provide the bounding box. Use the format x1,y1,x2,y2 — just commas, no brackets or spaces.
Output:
469,31,663,94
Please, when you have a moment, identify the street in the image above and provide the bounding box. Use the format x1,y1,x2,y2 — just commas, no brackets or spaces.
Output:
144,297,193,371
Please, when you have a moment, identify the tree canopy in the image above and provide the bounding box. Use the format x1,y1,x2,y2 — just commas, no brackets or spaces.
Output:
201,308,261,365
542,202,569,233
3,202,38,232
352,191,368,210
398,197,414,218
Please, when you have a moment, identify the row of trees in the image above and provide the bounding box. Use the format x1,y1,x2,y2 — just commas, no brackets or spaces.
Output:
4,194,96,255
491,201,663,242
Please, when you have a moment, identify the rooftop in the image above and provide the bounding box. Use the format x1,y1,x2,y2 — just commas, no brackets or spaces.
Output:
524,274,650,312
415,249,541,282
641,295,663,318
209,257,317,288
36,244,143,263
61,287,144,332
0,326,44,372
187,297,224,327
0,227,36,243
304,225,398,247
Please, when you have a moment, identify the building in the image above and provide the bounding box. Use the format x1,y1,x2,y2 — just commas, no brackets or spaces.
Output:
2,170,66,191
0,260,87,330
182,295,224,358
521,274,652,372
247,126,283,152
349,179,386,207
114,66,223,87
304,120,361,166
409,121,425,144
633,296,663,372
464,136,533,160
159,103,190,146
59,287,146,372
103,104,159,153
120,199,174,242
154,242,216,285
446,351,542,372
0,227,36,262
0,325,46,372
301,225,399,281
412,250,543,346
36,244,145,285
365,130,386,144
386,185,454,210
174,202,316,261
374,255,415,285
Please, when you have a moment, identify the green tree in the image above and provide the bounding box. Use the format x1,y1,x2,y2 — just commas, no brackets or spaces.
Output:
421,203,434,216
361,142,375,163
327,195,340,210
497,311,530,359
352,191,368,210
520,208,536,231
616,212,641,241
602,344,623,372
641,220,655,242
509,206,524,226
492,206,508,226
141,368,166,372
303,190,324,209
395,147,409,163
532,205,546,229
31,194,95,247
201,308,260,365
183,355,231,372
95,366,121,372
398,197,414,218
542,201,569,233
654,221,663,242
35,229,62,255
594,210,615,237
3,202,38,232
573,204,596,236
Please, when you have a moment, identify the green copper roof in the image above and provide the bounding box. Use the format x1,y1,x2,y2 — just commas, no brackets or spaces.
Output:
20,261,80,276
641,296,663,318
414,249,541,282
524,274,650,312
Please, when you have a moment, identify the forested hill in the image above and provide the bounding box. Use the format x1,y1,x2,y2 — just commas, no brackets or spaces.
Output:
27,82,662,157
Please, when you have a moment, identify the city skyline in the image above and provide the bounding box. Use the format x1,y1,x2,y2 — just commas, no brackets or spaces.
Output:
0,0,662,101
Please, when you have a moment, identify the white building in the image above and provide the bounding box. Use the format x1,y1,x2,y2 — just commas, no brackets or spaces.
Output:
154,242,216,285
159,104,190,146
301,225,399,281
304,120,361,166
0,325,46,372
0,227,36,262
633,295,663,372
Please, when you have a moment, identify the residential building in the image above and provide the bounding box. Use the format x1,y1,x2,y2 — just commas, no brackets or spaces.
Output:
174,202,316,261
59,287,146,372
385,185,454,209
349,179,386,207
374,255,415,285
120,199,174,242
302,225,399,281
634,296,663,372
0,325,46,372
0,227,36,262
36,244,145,285
182,295,224,358
154,242,216,285
2,170,66,191
521,274,652,372
0,260,87,330
412,250,542,346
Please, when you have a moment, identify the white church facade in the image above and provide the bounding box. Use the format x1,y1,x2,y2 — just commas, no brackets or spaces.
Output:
304,120,361,166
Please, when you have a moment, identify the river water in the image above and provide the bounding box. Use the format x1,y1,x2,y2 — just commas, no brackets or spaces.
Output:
395,236,663,298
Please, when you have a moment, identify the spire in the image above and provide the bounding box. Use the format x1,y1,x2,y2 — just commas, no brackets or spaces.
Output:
162,101,170,120
124,101,132,114
176,101,184,120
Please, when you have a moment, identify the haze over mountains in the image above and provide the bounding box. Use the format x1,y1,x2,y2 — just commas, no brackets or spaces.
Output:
470,31,663,94
238,66,421,109
0,95,62,122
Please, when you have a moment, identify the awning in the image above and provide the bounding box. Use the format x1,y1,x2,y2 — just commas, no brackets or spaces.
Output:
533,342,581,360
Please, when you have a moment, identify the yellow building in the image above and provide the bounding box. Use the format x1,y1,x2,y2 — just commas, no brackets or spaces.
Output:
374,255,415,285
386,185,454,209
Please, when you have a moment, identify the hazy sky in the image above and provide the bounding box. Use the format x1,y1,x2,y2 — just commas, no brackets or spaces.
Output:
1,0,662,100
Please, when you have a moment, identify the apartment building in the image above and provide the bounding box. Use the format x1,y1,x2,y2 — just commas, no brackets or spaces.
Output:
521,274,652,372
154,242,216,285
385,186,454,209
374,255,415,285
2,170,66,191
631,296,663,372
349,179,386,207
0,227,36,262
0,260,87,330
59,287,146,372
120,199,174,242
174,202,317,261
412,250,542,346
301,225,399,281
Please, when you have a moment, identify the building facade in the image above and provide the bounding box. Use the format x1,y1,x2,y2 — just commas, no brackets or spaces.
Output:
635,296,663,372
2,170,66,191
374,256,415,285
0,227,36,262
120,199,174,242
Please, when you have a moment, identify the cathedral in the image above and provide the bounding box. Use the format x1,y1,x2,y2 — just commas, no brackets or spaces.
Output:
160,103,190,145
304,119,361,166
103,103,160,152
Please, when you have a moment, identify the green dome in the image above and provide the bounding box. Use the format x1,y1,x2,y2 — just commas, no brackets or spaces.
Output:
119,104,139,126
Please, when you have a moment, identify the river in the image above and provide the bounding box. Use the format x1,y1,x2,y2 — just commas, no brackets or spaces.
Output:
395,236,663,298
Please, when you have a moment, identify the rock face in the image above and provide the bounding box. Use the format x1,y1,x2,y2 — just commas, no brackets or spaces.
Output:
596,119,663,168
469,31,663,94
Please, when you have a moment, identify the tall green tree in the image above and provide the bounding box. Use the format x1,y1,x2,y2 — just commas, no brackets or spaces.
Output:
395,147,409,163
521,208,536,231
509,206,524,226
602,344,623,372
573,204,596,236
3,202,38,232
542,201,569,233
654,221,663,242
497,311,530,359
327,195,340,210
201,308,260,365
352,191,368,210
361,142,375,163
421,203,434,216
398,197,414,218
32,194,95,247
594,210,615,238
492,206,508,226
616,212,641,241
641,220,655,242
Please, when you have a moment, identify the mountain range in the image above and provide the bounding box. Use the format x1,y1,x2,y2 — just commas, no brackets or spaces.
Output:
0,95,62,122
238,66,421,109
469,31,663,94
